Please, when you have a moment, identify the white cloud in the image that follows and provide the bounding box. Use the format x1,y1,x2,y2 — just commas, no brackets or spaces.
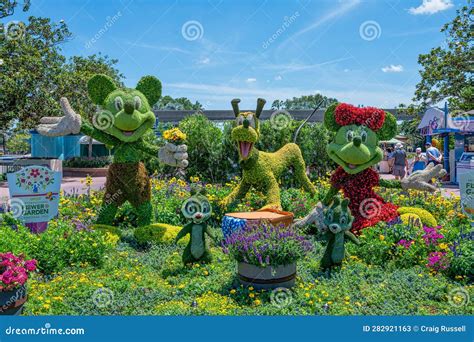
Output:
381,64,404,73
274,75,282,81
246,78,257,83
198,57,210,65
408,0,453,15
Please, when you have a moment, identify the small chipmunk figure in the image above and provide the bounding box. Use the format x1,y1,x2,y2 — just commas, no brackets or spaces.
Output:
176,187,213,265
320,196,359,269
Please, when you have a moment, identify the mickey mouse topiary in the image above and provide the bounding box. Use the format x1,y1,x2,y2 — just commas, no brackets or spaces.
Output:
37,74,188,227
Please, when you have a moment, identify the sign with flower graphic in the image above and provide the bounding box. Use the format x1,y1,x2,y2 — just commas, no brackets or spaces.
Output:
7,165,62,225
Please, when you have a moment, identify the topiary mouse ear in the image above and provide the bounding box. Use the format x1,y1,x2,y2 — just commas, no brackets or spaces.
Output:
377,111,397,141
323,103,340,132
87,74,117,105
136,76,162,106
331,196,341,208
341,198,350,209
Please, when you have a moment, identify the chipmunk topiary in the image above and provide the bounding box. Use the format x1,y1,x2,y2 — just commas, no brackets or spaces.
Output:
37,74,188,227
320,196,359,269
321,103,446,234
222,98,316,210
176,188,213,264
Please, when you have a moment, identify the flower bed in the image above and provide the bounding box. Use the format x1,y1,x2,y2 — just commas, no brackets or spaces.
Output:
0,176,471,315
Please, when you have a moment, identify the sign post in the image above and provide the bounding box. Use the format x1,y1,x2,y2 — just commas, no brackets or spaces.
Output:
7,165,62,233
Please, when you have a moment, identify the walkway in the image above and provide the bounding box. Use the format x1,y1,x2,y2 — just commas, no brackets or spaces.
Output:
0,174,459,204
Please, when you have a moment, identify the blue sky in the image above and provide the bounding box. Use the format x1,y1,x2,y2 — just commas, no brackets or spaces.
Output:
8,0,462,109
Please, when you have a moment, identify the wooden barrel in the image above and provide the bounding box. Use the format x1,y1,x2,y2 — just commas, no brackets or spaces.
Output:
0,286,27,316
222,209,294,238
238,262,296,289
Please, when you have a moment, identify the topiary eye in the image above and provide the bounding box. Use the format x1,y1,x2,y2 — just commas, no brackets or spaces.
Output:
326,210,333,222
236,116,244,126
346,130,353,142
202,202,210,213
340,215,348,225
361,130,368,142
114,97,123,111
134,96,142,110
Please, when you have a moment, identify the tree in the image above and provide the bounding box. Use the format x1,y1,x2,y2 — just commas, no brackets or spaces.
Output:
58,54,124,157
271,93,338,110
5,130,30,154
0,0,30,19
154,96,203,110
0,6,72,130
414,5,474,110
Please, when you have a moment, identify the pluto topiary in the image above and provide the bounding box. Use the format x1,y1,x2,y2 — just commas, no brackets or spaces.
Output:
37,74,188,227
222,98,316,210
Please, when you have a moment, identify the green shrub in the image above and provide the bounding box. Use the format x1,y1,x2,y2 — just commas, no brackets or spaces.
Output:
134,223,188,246
0,218,113,274
179,114,233,183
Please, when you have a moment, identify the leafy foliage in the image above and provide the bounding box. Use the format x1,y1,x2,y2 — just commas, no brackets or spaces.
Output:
414,5,474,110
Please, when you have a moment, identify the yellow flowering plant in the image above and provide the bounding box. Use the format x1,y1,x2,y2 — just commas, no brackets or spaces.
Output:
163,127,186,144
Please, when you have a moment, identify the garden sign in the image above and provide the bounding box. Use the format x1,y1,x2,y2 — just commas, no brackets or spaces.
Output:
7,165,62,233
458,171,474,225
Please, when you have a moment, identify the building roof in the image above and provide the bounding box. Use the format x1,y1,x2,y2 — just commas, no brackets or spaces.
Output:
153,108,408,123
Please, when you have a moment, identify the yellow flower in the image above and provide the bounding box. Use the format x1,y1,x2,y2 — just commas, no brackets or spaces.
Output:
305,293,310,298
249,293,255,298
203,270,209,276
254,299,261,306
439,243,448,250
230,289,236,294
248,286,254,291
379,235,385,241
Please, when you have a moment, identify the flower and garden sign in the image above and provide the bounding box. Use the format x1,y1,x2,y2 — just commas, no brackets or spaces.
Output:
7,165,62,233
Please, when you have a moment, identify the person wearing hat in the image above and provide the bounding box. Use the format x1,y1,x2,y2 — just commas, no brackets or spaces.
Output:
392,142,408,180
425,141,442,166
411,147,427,172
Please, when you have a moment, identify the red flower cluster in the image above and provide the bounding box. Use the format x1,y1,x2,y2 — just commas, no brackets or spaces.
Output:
0,252,37,292
335,103,386,131
331,167,399,234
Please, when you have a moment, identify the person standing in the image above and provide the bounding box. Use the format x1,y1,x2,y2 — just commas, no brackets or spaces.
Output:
425,142,442,166
392,143,408,180
411,147,426,172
